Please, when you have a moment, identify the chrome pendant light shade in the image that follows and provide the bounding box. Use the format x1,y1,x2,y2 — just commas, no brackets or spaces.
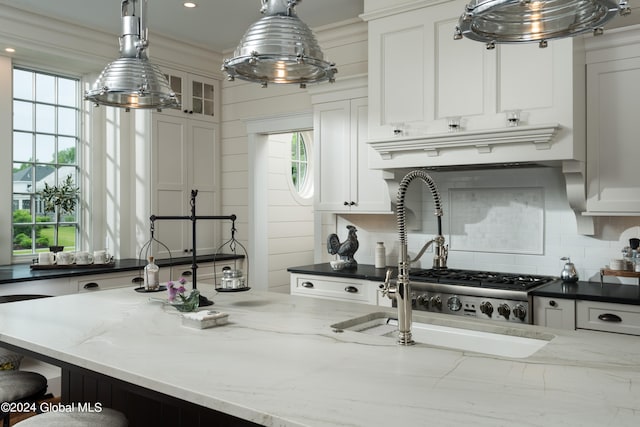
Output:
85,0,179,111
455,0,631,49
222,0,337,88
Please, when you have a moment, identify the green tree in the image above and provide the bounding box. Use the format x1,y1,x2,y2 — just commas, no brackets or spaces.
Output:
56,147,76,164
12,209,31,236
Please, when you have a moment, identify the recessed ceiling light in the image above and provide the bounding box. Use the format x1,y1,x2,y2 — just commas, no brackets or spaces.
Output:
5,47,15,53
183,2,197,8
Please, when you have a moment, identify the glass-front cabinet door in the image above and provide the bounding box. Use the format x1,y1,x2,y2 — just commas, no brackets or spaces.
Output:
161,69,219,123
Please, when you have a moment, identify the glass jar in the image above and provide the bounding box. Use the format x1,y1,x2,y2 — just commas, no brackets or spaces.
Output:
144,256,160,290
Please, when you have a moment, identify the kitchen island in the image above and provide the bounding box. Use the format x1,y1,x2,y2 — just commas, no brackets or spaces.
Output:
1,285,640,426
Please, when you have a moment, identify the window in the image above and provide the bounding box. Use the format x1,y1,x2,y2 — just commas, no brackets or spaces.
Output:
290,132,310,195
12,67,80,256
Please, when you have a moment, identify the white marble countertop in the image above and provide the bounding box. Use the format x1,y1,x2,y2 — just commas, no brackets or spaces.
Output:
1,285,640,426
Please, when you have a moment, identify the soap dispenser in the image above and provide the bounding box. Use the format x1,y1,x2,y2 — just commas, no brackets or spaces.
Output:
560,257,579,283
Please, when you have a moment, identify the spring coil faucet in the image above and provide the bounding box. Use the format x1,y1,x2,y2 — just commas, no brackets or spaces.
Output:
380,170,448,345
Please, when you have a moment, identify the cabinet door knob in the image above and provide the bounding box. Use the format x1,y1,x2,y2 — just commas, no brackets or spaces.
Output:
301,281,314,288
349,201,356,206
549,300,557,307
83,282,99,290
344,286,358,293
598,313,622,323
343,201,349,206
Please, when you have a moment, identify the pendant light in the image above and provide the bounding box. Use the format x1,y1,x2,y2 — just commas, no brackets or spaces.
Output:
454,0,631,49
222,0,337,88
85,0,179,111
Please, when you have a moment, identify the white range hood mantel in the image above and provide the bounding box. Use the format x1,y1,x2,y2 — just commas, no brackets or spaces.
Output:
367,123,561,158
367,125,594,236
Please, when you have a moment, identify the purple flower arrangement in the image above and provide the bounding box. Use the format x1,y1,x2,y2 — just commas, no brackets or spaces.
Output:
167,277,188,302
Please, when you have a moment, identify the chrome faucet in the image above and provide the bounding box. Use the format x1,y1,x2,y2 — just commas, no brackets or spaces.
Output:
380,170,447,345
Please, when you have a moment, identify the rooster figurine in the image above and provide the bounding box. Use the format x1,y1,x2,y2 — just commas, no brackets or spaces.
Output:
327,225,359,268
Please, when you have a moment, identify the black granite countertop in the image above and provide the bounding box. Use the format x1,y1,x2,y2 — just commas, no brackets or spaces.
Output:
530,280,640,305
289,264,640,306
287,263,393,283
0,254,243,285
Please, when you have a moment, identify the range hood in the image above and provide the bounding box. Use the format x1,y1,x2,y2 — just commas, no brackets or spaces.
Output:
367,124,593,235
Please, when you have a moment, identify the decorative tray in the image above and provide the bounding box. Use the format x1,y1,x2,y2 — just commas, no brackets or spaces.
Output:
30,262,116,270
215,286,251,293
600,268,640,285
134,286,167,293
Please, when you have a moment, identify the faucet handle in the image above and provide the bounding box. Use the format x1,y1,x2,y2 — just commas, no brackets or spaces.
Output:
378,268,396,300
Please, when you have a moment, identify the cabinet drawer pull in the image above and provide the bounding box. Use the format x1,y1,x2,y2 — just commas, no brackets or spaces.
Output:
598,313,622,323
182,271,192,277
301,281,314,289
83,282,99,290
344,286,358,293
132,277,144,284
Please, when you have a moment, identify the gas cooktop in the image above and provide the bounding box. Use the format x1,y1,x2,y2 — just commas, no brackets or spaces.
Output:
408,268,557,291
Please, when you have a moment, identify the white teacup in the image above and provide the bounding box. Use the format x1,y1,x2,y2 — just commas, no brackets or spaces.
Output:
38,252,55,265
93,250,109,264
75,251,93,265
56,252,75,265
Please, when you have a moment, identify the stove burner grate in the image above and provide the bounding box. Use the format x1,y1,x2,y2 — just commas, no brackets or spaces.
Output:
408,268,556,291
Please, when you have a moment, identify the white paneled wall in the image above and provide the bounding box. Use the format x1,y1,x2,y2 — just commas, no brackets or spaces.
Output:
267,134,314,292
221,20,368,290
334,167,640,285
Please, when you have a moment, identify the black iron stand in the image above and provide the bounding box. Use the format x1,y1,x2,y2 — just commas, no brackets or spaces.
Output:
150,190,236,307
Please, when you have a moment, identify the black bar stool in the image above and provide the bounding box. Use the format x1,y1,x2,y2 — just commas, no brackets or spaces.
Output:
13,407,128,426
0,294,52,427
0,371,48,427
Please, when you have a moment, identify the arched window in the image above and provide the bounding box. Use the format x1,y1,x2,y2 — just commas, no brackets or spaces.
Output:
290,132,313,199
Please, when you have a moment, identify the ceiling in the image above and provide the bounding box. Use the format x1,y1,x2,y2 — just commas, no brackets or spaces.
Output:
0,0,365,52
1,0,638,53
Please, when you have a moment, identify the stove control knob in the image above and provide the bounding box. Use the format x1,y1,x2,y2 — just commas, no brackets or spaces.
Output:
430,296,442,311
447,296,462,312
513,304,527,321
497,303,511,319
480,301,493,317
416,294,430,308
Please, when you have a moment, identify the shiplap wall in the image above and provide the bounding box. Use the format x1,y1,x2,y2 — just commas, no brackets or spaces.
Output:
220,19,368,291
267,134,314,292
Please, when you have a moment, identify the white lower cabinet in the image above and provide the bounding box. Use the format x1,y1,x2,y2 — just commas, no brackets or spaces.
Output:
576,300,640,336
533,296,576,330
290,273,380,305
0,278,75,297
75,271,143,293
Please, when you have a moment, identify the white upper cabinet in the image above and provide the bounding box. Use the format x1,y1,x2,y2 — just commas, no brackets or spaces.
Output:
151,113,220,259
311,76,392,213
149,67,222,258
161,68,220,123
585,28,640,215
362,0,584,169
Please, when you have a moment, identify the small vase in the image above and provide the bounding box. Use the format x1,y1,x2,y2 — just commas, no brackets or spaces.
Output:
171,290,200,312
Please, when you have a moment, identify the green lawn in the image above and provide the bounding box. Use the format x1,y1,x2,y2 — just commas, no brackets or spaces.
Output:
14,226,77,255
13,226,78,255
38,225,76,248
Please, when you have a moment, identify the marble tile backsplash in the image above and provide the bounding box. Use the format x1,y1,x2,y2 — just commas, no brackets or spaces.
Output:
327,167,639,285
